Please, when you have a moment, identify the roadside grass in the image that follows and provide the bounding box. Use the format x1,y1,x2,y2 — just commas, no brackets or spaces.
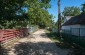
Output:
46,32,60,43
45,30,72,49
45,30,85,55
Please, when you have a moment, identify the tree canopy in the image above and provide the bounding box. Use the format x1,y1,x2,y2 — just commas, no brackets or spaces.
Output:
0,0,27,19
0,0,29,29
26,0,53,27
81,3,85,13
62,6,81,16
0,0,53,29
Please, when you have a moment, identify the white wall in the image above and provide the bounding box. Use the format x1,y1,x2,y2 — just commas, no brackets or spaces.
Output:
62,25,85,36
62,25,80,32
64,18,67,23
64,16,73,23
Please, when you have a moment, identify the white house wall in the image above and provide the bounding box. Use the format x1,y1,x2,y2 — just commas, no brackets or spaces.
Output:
62,25,85,36
62,25,80,31
64,18,67,23
64,16,73,23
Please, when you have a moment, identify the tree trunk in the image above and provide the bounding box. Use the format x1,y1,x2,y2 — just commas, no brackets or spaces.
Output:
58,0,61,37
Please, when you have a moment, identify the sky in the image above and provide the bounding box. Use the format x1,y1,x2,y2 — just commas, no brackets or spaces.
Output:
48,0,85,22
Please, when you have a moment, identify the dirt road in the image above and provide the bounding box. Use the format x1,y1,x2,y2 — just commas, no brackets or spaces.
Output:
8,29,70,55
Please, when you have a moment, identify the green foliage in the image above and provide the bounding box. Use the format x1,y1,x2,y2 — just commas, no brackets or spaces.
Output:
62,6,81,16
0,0,52,29
0,0,28,29
46,31,60,42
0,0,26,19
26,0,53,27
81,3,85,13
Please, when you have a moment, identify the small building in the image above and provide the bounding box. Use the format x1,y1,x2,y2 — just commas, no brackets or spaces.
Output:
61,16,73,25
62,14,85,36
63,16,73,23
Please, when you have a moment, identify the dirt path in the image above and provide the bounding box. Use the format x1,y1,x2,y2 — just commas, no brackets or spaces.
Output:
8,29,70,55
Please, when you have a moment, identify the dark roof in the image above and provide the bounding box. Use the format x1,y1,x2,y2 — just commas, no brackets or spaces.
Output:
63,14,85,26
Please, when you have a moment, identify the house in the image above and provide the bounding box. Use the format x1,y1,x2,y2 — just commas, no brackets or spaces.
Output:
63,16,73,23
61,16,73,25
62,14,85,36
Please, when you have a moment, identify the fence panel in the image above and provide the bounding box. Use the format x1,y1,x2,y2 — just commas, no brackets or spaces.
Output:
62,28,85,48
80,28,85,36
71,28,80,36
0,28,30,45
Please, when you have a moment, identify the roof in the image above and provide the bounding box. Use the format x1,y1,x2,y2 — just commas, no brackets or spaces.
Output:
64,16,73,21
64,16,73,19
63,14,85,26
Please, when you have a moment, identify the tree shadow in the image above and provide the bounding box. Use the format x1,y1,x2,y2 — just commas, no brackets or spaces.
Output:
46,32,73,49
46,32,85,55
13,42,59,55
46,32,60,40
0,45,8,55
40,33,48,38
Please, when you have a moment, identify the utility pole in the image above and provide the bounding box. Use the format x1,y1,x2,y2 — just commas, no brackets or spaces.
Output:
58,0,61,37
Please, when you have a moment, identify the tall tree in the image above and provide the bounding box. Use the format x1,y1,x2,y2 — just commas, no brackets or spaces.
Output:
0,0,27,19
26,0,52,27
82,3,85,13
62,6,81,16
57,0,61,36
0,0,52,29
0,0,27,29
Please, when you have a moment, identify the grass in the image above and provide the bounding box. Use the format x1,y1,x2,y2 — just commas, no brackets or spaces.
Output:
46,32,60,43
45,30,75,49
45,30,85,55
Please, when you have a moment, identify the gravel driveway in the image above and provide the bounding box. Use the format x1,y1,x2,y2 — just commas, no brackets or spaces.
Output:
8,29,70,55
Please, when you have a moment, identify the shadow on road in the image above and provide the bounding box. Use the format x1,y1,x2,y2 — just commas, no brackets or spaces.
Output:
13,42,58,55
46,32,85,55
0,46,8,55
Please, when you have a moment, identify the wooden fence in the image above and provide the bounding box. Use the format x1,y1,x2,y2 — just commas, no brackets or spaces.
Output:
0,28,29,45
